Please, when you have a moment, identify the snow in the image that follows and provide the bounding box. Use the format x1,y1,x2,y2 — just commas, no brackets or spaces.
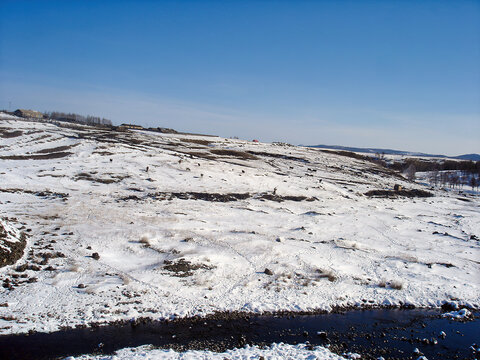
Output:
343,352,362,359
0,118,479,336
0,112,21,120
67,343,346,359
442,308,472,319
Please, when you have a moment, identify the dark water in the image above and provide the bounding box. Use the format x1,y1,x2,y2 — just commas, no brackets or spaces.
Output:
0,309,478,360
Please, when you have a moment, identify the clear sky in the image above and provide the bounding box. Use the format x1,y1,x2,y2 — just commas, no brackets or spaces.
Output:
1,0,479,155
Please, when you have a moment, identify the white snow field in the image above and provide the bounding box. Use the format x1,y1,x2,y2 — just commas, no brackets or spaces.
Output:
68,343,348,360
0,116,479,340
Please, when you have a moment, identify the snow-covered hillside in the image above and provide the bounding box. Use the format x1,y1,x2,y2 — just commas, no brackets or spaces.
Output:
0,117,479,335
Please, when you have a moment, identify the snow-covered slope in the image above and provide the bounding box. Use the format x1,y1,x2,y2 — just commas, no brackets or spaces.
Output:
0,118,479,335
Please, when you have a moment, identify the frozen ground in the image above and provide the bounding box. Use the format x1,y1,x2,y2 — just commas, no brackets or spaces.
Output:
0,117,479,338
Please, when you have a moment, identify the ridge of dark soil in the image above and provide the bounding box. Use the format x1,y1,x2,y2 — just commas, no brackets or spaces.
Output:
0,222,26,269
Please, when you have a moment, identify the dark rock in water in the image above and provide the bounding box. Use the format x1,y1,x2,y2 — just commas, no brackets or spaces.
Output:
317,331,328,339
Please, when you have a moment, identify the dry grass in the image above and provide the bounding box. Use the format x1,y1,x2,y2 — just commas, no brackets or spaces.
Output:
379,279,403,290
389,279,404,290
316,268,337,282
139,235,150,247
68,264,81,272
119,274,130,285
210,149,259,160
180,138,212,146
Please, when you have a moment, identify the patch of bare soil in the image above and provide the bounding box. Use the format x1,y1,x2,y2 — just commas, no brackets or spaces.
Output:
258,193,317,202
74,172,128,184
0,188,68,200
0,129,23,138
247,150,310,163
163,258,215,277
320,149,372,162
210,149,259,160
34,144,79,154
92,150,115,156
0,223,26,269
0,152,73,160
179,138,213,146
120,192,317,203
364,189,434,198
175,151,218,160
153,192,250,202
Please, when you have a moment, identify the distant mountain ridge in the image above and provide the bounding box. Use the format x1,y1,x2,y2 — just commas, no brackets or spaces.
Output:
306,144,480,161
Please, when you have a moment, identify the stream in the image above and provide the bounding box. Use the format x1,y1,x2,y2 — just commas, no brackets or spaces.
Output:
0,309,478,359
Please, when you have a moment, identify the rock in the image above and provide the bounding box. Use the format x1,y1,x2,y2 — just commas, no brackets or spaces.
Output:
264,268,273,276
77,283,86,289
317,331,328,339
92,252,100,260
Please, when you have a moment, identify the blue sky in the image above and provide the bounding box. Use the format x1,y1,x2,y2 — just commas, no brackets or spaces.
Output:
1,0,479,155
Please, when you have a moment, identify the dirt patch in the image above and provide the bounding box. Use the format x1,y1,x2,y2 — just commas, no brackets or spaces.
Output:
0,188,68,200
258,193,317,202
247,150,310,163
180,138,213,146
0,222,26,268
34,144,79,154
364,189,434,198
92,150,115,156
120,192,317,203
0,129,23,138
163,258,214,277
210,149,258,160
74,172,128,184
176,151,218,160
155,192,250,202
0,152,72,160
320,149,371,162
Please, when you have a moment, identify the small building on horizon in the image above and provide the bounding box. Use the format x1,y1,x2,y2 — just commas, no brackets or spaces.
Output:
14,109,43,119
